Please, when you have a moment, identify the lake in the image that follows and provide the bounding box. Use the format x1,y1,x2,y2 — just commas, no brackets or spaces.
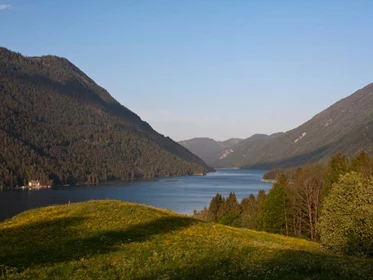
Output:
0,169,273,221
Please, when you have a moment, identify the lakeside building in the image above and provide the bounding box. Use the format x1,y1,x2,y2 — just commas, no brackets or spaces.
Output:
28,180,41,189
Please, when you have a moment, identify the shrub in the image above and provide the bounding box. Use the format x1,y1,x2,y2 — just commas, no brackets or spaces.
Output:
319,172,373,256
219,211,241,227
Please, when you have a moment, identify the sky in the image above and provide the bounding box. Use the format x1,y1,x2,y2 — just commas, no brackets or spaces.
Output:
1,0,373,141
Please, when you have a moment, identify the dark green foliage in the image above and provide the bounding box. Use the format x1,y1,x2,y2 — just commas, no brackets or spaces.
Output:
219,211,241,227
196,152,373,257
262,174,290,235
195,190,266,230
218,192,242,226
319,172,373,256
324,153,350,191
0,48,211,187
207,193,224,222
240,194,257,229
255,189,267,230
226,192,241,215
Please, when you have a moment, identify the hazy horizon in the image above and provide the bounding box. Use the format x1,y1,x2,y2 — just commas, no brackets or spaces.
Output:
1,0,372,141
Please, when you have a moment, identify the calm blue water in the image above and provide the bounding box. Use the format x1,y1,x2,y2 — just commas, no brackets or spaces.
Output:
0,169,272,221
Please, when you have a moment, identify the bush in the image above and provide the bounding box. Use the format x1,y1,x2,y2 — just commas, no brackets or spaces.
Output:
219,212,241,227
319,172,373,256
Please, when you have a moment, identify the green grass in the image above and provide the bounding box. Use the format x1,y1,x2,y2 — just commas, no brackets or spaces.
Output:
1,200,373,279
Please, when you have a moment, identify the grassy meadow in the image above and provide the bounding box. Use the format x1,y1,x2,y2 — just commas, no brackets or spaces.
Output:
1,200,373,279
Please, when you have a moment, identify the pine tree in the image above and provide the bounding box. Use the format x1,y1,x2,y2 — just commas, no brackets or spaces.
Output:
255,189,266,230
241,194,258,229
208,193,223,222
350,150,373,177
262,175,289,234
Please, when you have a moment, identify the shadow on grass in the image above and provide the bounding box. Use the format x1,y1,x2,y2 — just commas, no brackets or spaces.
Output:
0,215,197,272
137,248,373,280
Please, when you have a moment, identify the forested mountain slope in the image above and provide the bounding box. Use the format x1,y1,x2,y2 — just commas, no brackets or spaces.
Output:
241,83,373,169
0,48,210,187
179,137,242,165
213,133,283,168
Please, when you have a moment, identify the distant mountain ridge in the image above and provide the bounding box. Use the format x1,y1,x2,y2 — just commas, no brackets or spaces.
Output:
213,133,283,168
239,83,373,169
214,83,373,169
178,137,243,165
186,83,373,169
0,47,211,188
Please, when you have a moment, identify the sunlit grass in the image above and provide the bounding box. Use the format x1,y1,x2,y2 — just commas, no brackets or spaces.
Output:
1,200,373,279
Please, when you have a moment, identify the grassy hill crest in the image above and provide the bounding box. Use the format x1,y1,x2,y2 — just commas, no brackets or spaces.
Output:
1,200,373,279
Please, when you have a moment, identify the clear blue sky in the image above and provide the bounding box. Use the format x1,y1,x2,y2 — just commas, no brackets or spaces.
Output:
1,0,372,141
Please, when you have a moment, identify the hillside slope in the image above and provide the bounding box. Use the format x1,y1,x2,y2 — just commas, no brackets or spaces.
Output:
179,137,243,165
243,83,373,169
213,133,283,168
1,200,373,279
0,48,210,187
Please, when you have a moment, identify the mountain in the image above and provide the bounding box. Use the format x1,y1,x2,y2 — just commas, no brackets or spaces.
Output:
213,133,283,168
220,137,243,147
235,83,373,169
0,47,211,188
178,137,243,165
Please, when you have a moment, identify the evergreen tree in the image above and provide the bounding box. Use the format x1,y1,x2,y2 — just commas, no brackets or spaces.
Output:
324,153,349,194
240,194,258,229
226,192,241,216
350,150,373,177
219,192,241,227
262,174,290,234
255,189,267,230
208,193,223,222
217,196,228,221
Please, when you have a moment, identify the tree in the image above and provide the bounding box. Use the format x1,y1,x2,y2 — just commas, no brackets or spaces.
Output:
319,172,373,256
207,193,224,222
255,189,266,230
241,194,258,229
324,153,349,198
350,150,373,177
293,164,326,240
220,211,241,227
219,192,241,227
262,174,290,234
287,167,304,236
226,192,241,216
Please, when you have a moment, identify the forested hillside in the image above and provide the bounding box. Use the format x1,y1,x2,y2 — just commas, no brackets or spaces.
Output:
212,83,373,169
0,48,211,188
196,151,373,256
240,83,373,168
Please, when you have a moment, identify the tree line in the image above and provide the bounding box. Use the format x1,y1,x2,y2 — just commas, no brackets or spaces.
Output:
193,151,373,256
